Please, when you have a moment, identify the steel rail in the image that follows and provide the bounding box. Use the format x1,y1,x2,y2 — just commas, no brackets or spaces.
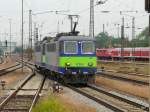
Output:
66,84,125,112
0,66,22,76
0,63,20,72
28,75,46,112
67,84,148,112
88,84,149,111
97,72,149,85
16,59,34,66
97,68,149,77
16,60,35,70
0,72,35,110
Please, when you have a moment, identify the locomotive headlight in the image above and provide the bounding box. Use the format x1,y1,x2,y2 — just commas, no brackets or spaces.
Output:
66,62,71,67
88,62,93,67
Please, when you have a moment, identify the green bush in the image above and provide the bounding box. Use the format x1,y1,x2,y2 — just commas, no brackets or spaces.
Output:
32,95,69,112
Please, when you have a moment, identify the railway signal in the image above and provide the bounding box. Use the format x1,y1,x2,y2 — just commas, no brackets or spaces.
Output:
5,40,7,47
145,0,150,13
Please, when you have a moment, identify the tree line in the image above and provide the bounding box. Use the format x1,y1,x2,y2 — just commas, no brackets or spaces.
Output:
0,27,148,55
95,27,149,48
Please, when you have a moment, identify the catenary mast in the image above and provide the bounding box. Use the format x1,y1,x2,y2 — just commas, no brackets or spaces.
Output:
89,0,94,38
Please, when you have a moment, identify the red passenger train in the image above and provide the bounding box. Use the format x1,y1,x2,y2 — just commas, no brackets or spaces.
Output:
96,47,150,61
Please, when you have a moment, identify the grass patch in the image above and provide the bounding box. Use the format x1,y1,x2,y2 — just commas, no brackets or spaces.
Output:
32,95,69,112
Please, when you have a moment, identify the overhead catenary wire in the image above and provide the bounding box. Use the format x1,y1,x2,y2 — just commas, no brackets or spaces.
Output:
17,0,147,43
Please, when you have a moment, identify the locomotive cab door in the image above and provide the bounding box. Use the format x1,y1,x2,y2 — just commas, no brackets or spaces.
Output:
41,43,46,65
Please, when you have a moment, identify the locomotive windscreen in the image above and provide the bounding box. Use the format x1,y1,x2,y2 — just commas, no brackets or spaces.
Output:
82,41,95,54
64,41,77,54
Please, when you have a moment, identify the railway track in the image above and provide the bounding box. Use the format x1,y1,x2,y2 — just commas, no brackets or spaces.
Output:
0,64,22,76
67,84,148,112
16,59,34,67
97,71,149,86
23,60,149,111
117,72,149,78
101,69,149,78
0,70,46,112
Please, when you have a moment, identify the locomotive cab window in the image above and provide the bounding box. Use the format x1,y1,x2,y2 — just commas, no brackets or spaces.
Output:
59,41,64,53
82,41,95,54
64,41,77,54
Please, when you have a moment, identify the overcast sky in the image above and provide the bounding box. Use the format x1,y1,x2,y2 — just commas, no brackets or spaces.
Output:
0,0,148,45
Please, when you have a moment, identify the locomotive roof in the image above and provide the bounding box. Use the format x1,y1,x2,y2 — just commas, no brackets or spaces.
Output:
58,36,95,41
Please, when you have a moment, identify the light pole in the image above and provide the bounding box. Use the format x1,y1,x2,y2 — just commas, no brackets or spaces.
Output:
89,0,94,38
89,0,108,38
39,22,45,41
9,19,12,57
132,17,135,63
120,13,136,63
29,10,32,60
121,17,125,62
21,0,24,72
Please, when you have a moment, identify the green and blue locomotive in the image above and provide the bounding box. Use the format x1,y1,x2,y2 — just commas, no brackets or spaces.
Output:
35,32,97,84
